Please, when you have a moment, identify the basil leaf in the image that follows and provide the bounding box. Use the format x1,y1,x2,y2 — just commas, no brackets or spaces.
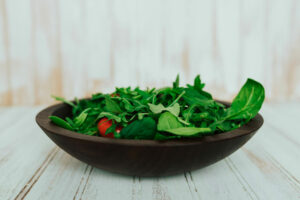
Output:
157,112,183,131
49,116,73,131
164,127,212,136
120,117,156,139
225,79,265,120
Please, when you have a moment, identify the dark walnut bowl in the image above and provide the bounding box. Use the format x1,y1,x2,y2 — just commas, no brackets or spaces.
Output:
36,101,263,177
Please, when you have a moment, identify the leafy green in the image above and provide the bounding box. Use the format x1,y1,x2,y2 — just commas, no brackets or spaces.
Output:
157,112,183,131
120,118,157,139
105,96,122,114
163,127,212,136
148,103,180,116
49,116,73,131
49,75,265,140
51,95,76,107
224,79,265,120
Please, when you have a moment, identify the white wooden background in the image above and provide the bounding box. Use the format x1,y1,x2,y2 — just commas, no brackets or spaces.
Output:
0,0,300,105
0,103,299,199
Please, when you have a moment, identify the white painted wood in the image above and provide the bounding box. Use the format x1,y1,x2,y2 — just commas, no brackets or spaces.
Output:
0,104,299,200
0,0,300,105
24,150,89,200
0,108,55,200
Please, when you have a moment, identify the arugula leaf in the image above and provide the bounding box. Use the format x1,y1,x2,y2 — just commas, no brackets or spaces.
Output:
73,108,90,127
173,74,180,88
96,112,121,123
138,113,148,120
49,116,73,131
105,96,122,114
51,95,76,107
183,88,214,107
225,79,265,120
194,75,205,91
148,103,180,116
120,117,157,139
148,103,165,114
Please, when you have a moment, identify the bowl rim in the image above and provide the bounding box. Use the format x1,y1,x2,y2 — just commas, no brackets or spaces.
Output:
36,101,264,147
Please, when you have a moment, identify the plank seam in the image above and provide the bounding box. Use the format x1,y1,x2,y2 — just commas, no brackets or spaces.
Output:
184,172,199,200
13,147,59,200
225,158,259,200
72,164,90,200
265,122,299,147
188,172,201,200
261,149,300,192
77,166,94,200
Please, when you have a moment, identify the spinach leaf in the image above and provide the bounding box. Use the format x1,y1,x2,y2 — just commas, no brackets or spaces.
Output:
120,117,157,139
154,132,180,140
157,112,183,131
49,116,74,131
163,127,212,136
157,112,211,136
224,79,265,120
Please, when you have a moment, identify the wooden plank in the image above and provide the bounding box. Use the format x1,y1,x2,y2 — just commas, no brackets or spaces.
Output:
216,123,300,199
30,0,63,105
84,0,112,94
214,0,241,99
0,108,55,200
79,169,135,200
0,0,12,106
79,170,195,200
262,104,300,144
4,0,35,105
133,174,195,200
190,160,254,200
58,0,94,99
23,150,89,200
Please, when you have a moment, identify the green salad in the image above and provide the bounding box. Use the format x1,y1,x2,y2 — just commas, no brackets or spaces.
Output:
49,75,265,140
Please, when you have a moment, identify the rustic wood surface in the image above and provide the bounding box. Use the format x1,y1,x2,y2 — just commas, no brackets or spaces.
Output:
0,103,299,200
0,0,300,106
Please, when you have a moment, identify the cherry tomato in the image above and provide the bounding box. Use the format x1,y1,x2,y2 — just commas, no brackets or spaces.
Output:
97,118,122,138
110,93,120,97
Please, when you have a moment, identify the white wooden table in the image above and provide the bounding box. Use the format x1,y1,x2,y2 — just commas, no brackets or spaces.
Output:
0,103,299,200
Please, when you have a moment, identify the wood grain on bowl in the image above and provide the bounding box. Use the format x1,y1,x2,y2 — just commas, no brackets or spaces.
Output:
36,101,263,177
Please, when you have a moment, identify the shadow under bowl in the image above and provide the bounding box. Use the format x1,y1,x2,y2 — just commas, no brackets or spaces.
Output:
36,101,263,177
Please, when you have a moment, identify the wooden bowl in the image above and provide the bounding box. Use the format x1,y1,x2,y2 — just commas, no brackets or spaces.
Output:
36,101,263,177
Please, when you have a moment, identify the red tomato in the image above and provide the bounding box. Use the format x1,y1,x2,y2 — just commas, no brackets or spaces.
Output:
97,118,122,138
110,93,120,97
